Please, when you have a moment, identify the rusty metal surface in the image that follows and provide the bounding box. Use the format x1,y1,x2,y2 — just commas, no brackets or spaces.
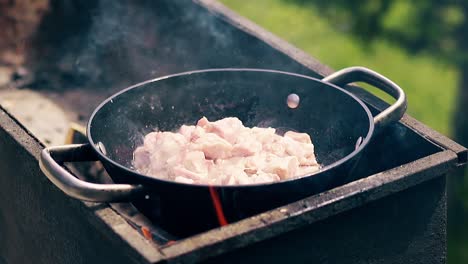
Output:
203,176,447,264
0,107,163,264
159,151,456,263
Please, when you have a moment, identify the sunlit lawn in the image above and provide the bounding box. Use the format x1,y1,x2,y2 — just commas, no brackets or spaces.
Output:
220,0,457,136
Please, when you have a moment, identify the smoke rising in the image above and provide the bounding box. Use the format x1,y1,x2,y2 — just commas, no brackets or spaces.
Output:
26,0,316,95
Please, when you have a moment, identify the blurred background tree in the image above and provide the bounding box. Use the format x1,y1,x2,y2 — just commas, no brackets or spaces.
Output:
221,0,468,263
285,1,468,263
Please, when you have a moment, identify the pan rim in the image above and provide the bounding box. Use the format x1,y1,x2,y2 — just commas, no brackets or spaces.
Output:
87,68,375,188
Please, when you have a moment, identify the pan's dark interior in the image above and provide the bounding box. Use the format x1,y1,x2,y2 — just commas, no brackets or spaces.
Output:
89,70,372,179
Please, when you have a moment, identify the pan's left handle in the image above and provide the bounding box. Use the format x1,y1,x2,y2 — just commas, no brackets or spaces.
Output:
39,143,145,202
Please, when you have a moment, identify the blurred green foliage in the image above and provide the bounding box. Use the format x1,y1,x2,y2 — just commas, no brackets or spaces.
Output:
283,0,468,63
220,0,457,136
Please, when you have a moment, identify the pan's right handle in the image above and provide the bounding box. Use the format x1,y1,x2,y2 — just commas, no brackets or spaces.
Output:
322,66,407,132
39,143,145,203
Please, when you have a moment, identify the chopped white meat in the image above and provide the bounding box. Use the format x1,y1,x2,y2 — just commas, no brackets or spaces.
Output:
251,173,281,184
133,116,321,185
174,176,195,184
133,146,150,173
179,125,196,140
173,167,206,181
263,155,299,180
284,131,312,144
283,137,318,166
232,140,262,157
198,116,244,144
193,133,233,160
297,165,321,177
182,151,209,174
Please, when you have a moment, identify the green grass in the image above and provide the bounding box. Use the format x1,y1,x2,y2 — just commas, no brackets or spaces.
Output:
220,0,457,136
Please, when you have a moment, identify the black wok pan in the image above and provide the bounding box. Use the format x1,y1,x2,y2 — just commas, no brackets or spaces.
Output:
39,67,406,237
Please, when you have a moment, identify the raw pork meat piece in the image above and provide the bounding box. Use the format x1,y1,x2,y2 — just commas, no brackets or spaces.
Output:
133,117,320,185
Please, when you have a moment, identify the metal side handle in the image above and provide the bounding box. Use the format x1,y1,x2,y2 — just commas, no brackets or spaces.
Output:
322,66,407,131
39,143,145,202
